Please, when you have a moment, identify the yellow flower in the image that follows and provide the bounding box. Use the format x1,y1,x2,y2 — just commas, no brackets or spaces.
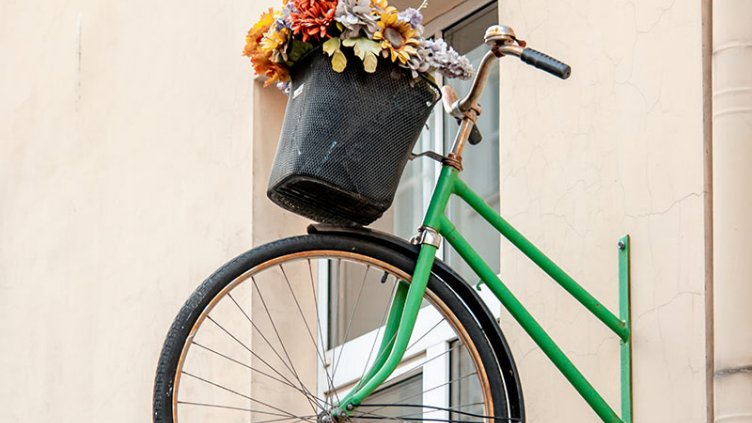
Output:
373,7,419,64
371,0,389,11
260,27,291,62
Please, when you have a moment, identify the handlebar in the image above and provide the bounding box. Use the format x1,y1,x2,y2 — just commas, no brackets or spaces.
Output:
443,25,571,153
520,48,571,79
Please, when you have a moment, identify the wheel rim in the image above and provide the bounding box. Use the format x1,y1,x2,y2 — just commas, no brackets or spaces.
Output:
171,250,500,423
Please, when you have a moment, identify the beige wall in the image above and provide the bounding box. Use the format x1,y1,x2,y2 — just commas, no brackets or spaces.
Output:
0,0,273,420
1,0,719,422
499,0,707,421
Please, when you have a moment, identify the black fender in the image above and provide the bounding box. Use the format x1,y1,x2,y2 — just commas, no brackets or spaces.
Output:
308,224,525,421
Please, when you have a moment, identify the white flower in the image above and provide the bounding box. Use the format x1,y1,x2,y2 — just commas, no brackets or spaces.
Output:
400,38,474,80
335,0,380,39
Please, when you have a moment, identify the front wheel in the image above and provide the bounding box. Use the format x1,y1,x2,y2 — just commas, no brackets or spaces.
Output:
154,234,518,423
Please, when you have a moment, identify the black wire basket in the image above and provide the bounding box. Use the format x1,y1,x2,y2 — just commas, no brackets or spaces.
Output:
267,47,441,226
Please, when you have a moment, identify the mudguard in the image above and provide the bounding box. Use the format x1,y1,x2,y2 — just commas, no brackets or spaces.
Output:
308,224,525,421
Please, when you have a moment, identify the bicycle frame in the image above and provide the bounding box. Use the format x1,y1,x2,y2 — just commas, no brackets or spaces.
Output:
338,25,633,423
338,164,633,423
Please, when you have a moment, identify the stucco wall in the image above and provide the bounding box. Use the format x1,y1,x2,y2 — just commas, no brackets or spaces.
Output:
1,0,711,421
0,0,271,420
498,0,707,421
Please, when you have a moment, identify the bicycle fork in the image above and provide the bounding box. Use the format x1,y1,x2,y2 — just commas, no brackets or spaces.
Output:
336,167,457,414
336,242,439,411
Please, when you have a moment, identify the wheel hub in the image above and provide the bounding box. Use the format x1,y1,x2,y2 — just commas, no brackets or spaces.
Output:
317,408,346,423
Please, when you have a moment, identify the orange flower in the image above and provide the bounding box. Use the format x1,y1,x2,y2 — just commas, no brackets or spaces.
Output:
289,0,338,42
253,53,290,87
243,8,276,57
244,8,290,87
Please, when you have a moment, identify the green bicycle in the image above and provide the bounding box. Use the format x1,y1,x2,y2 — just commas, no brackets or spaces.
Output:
154,25,632,423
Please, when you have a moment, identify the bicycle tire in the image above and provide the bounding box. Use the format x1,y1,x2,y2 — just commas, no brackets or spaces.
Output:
153,233,518,423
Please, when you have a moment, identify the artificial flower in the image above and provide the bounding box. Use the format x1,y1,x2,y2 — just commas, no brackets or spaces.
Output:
371,0,389,12
244,8,292,86
397,7,424,37
252,52,291,87
335,0,379,39
373,6,420,64
290,0,339,42
261,26,292,63
402,38,474,80
244,0,473,89
243,8,276,57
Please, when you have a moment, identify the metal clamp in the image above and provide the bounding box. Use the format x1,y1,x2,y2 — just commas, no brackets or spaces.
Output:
409,226,442,248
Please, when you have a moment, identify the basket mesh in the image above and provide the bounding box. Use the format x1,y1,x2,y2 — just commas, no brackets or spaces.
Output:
267,48,440,226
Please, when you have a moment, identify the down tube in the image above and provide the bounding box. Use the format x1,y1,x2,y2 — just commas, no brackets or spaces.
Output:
437,216,622,423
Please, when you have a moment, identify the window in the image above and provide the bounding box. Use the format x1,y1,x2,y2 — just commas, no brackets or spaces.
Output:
324,1,501,418
353,374,423,423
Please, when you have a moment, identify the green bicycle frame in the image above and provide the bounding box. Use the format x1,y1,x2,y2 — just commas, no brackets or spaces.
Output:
339,165,633,423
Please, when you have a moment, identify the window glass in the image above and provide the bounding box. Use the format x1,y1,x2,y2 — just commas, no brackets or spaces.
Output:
442,3,501,282
450,340,484,421
328,111,438,349
327,14,500,416
393,117,437,239
354,374,423,423
328,260,398,348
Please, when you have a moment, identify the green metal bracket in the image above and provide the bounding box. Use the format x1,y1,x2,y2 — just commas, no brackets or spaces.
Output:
618,235,633,423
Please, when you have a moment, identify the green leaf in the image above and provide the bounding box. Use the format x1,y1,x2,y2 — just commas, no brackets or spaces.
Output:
342,38,380,73
332,50,347,72
324,38,347,72
286,40,313,65
323,38,341,57
342,38,380,60
363,51,378,73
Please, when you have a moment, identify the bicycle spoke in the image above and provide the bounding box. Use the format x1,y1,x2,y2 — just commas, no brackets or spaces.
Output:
365,402,510,421
177,400,317,422
164,250,506,423
180,371,309,421
405,316,447,351
279,264,340,405
251,275,327,410
205,315,305,400
307,258,335,408
254,415,319,423
226,292,321,413
351,400,519,423
349,283,445,395
363,370,477,416
358,276,400,385
190,341,326,409
350,409,488,423
331,264,371,380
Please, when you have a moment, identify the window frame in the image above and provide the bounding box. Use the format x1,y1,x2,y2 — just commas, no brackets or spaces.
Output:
318,0,502,412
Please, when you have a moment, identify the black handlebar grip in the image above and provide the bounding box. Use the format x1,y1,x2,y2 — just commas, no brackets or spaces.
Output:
520,48,571,80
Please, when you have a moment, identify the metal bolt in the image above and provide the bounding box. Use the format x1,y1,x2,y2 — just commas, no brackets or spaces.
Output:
346,404,354,411
618,240,626,251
